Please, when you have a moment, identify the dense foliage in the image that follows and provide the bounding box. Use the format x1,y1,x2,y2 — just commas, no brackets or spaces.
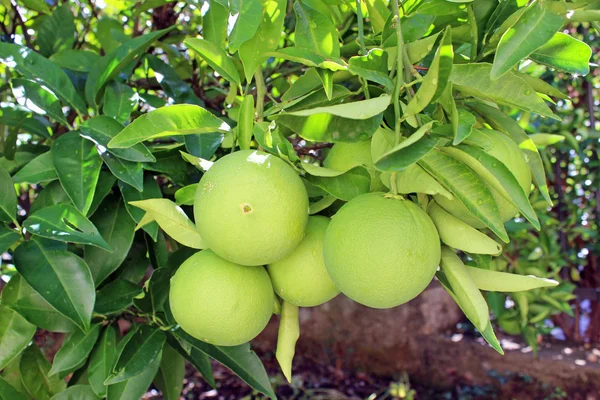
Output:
0,0,597,398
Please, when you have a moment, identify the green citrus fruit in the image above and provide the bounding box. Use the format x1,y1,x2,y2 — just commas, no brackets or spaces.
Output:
324,141,387,191
267,216,340,307
194,150,309,266
169,250,274,346
434,129,532,228
323,192,441,309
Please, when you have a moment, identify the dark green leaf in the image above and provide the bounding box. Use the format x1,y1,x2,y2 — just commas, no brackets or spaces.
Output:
23,204,111,249
94,280,142,315
87,171,117,217
348,49,393,90
105,349,161,400
133,268,171,314
84,197,135,286
0,166,17,224
50,50,101,72
103,83,139,124
294,1,340,57
0,226,20,254
374,122,438,172
49,385,99,400
153,343,185,400
146,56,203,106
105,325,165,384
0,305,36,370
184,132,223,159
229,0,263,53
13,239,96,331
0,107,50,138
143,150,191,186
0,43,87,114
0,376,28,400
101,153,144,191
52,131,103,215
11,79,69,126
49,325,101,376
529,32,592,75
12,151,57,184
29,181,71,215
37,4,75,57
88,326,117,398
303,165,371,201
184,38,241,86
119,177,161,241
165,334,215,388
20,345,67,400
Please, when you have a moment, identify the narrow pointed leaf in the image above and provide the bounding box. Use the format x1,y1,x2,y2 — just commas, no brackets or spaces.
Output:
0,226,20,254
184,38,241,86
49,324,101,376
100,153,144,191
153,344,185,400
276,301,299,383
11,78,69,126
0,167,17,223
375,121,438,172
20,345,66,400
0,305,36,370
529,32,592,75
88,326,117,398
348,49,393,90
466,266,558,292
105,350,161,400
12,151,57,184
94,280,142,315
119,178,161,241
103,82,138,124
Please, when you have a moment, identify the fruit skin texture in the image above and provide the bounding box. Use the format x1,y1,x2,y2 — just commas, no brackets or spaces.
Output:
169,250,274,346
267,216,340,307
324,141,387,192
194,150,309,266
323,192,441,309
435,129,532,228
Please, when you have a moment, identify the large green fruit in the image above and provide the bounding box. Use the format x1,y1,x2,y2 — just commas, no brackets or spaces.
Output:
324,141,387,191
267,216,339,307
169,250,274,346
323,192,441,308
194,150,309,266
435,129,532,228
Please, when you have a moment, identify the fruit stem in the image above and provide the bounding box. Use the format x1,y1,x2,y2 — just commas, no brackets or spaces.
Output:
254,67,266,123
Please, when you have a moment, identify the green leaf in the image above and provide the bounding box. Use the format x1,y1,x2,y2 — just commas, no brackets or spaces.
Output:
11,78,69,126
23,204,111,249
119,177,161,241
467,101,552,205
0,43,87,114
287,95,390,119
529,133,565,148
252,122,299,162
180,151,214,171
84,198,136,286
49,50,100,73
445,145,540,230
238,95,255,150
146,56,203,106
480,322,504,355
133,268,171,314
105,325,165,385
153,344,185,400
265,47,347,70
144,150,192,186
101,153,144,191
108,105,231,149
348,49,393,90
294,1,340,57
202,1,228,48
184,132,224,159
49,385,100,400
491,1,564,79
88,326,117,398
239,0,287,82
0,107,50,138
81,117,155,163
94,280,142,315
529,32,591,75
308,195,336,214
366,0,390,34
95,17,127,53
49,325,101,376
281,68,322,101
85,28,174,108
2,274,77,333
0,305,36,370
128,199,206,249
52,131,103,215
0,376,28,400
0,226,20,254
87,171,117,217
37,3,75,57
419,150,508,242
12,151,57,184
165,334,215,388
0,166,17,223
374,121,438,172
302,164,371,201
103,83,139,124
20,345,66,400
402,32,441,65
317,69,334,100
13,239,95,331
405,26,453,116
184,38,241,86
276,301,299,383
18,0,51,14
105,348,161,400
466,266,558,292
174,184,198,206
516,73,567,100
450,63,558,120
229,0,263,53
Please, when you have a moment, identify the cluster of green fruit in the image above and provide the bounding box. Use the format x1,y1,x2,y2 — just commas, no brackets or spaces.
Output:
169,128,531,347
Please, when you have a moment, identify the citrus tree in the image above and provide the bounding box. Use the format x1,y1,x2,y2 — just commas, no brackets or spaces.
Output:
0,0,597,398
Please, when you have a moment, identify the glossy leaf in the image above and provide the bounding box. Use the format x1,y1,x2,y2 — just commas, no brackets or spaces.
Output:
284,94,390,119
153,344,185,400
37,3,75,57
101,153,144,191
0,167,17,223
491,1,564,79
165,334,215,388
105,325,165,384
0,107,50,138
348,49,393,90
0,305,36,370
108,104,231,149
23,203,111,249
147,56,203,106
13,238,95,331
238,95,255,150
467,266,558,292
450,63,558,120
52,131,102,214
105,349,161,400
84,198,136,286
49,385,99,400
275,112,382,143
294,1,340,57
183,132,223,159
374,122,438,172
229,0,263,53
119,178,161,241
49,324,101,376
87,171,117,217
303,164,371,201
184,38,241,86
529,32,591,75
94,280,142,315
265,47,347,70
0,226,20,254
129,199,206,249
20,345,67,400
11,78,69,125
281,68,322,101
103,83,138,124
80,117,155,163
12,151,57,184
85,28,173,108
49,50,100,72
88,326,117,398
174,184,198,206
276,301,299,383
133,268,171,314
516,73,568,100
0,43,87,113
202,1,228,47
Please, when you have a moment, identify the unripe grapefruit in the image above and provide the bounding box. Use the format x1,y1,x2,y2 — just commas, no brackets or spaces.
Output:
435,129,532,228
323,192,441,309
267,216,339,307
169,250,274,346
194,150,309,266
324,141,387,192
